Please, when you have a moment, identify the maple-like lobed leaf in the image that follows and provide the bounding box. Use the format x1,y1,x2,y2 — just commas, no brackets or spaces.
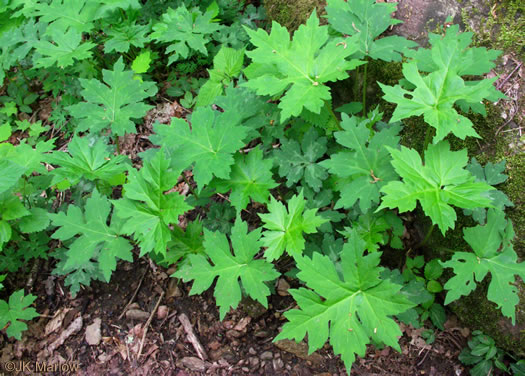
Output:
380,24,503,143
49,189,133,283
174,218,280,320
0,290,39,340
275,229,414,372
211,147,277,212
441,209,525,324
242,11,363,122
47,136,130,186
34,28,96,69
151,107,248,190
67,57,157,136
112,149,192,256
151,5,220,64
258,191,327,261
275,128,328,192
378,141,494,234
320,114,401,213
325,0,417,62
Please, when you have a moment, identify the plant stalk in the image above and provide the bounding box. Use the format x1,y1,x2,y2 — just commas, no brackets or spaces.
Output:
362,60,368,117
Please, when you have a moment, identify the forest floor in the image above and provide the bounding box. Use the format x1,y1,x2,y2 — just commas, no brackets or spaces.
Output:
1,257,474,376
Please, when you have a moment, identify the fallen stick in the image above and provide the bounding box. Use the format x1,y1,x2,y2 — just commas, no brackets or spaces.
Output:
178,313,208,360
118,268,147,320
137,291,164,359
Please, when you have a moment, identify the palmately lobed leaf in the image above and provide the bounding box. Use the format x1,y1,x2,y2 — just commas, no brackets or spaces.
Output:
275,128,328,192
174,218,279,320
320,114,401,213
151,5,220,64
67,57,157,136
441,209,525,324
49,189,133,283
325,0,417,62
0,290,39,340
242,11,364,122
275,229,414,372
258,191,327,261
151,107,248,190
112,149,192,256
378,141,494,234
211,146,277,212
380,24,504,142
47,136,130,186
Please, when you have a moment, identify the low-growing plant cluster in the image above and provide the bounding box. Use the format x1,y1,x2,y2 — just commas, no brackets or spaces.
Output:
0,0,523,374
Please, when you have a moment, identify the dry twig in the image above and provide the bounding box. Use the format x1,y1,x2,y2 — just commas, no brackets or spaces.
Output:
178,313,208,360
137,291,165,359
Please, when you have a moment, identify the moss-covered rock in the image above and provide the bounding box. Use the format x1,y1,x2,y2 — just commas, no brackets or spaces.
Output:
263,0,325,32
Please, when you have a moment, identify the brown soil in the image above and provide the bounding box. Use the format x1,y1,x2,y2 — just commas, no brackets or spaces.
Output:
1,258,475,376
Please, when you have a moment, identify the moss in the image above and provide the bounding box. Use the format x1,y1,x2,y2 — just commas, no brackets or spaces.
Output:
450,281,525,357
461,0,525,61
263,0,326,32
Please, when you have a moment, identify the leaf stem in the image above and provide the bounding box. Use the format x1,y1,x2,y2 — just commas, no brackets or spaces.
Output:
415,224,435,250
325,101,342,131
423,126,434,151
362,60,368,117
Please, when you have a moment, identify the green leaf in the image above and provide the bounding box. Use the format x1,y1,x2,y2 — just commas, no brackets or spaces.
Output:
441,209,525,324
340,210,403,252
258,191,327,261
321,115,401,213
18,207,50,233
380,25,502,143
174,217,280,320
424,259,443,280
464,158,513,224
105,21,150,53
378,141,494,234
131,50,152,74
151,5,220,64
0,159,26,194
33,0,100,34
211,147,277,213
275,229,414,371
34,28,96,69
195,46,244,107
0,192,29,221
112,149,192,256
325,0,417,61
49,189,133,283
242,11,364,122
0,123,11,142
0,19,45,83
0,290,39,340
151,107,248,189
47,136,130,186
67,57,157,136
275,128,328,192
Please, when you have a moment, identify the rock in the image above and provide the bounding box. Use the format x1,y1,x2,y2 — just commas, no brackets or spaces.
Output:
85,318,102,346
263,0,326,32
233,316,251,331
209,345,233,361
125,309,150,321
249,357,259,367
276,278,291,296
179,357,208,372
260,351,273,360
157,305,169,320
274,339,324,364
273,358,284,371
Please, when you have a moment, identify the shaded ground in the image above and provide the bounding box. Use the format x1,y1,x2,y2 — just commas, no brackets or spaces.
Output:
1,258,472,376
